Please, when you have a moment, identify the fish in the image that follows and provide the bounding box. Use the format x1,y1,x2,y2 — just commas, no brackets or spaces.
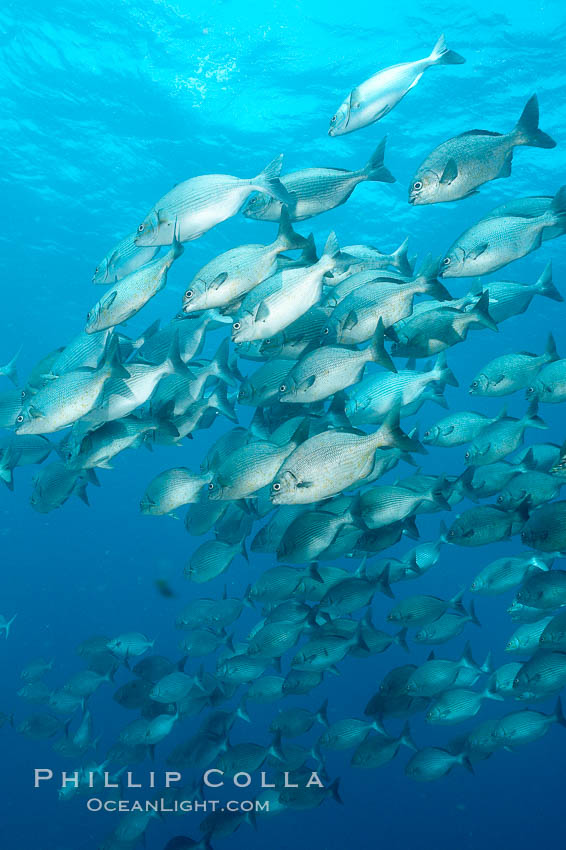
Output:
278,320,395,405
505,619,552,654
390,292,498,358
526,358,566,404
0,348,20,385
207,419,309,501
405,746,473,781
346,352,457,426
270,412,421,504
86,236,183,332
329,35,465,136
0,434,52,490
351,724,416,768
471,552,552,595
387,590,465,627
16,337,131,435
464,402,547,466
409,95,556,205
469,333,558,397
422,409,504,447
494,699,566,747
243,139,395,222
30,463,98,513
184,537,248,584
93,229,160,284
514,571,566,610
522,501,566,552
231,232,341,343
140,468,213,516
324,256,452,345
135,155,291,245
426,685,502,724
446,503,527,547
182,209,307,313
440,185,566,277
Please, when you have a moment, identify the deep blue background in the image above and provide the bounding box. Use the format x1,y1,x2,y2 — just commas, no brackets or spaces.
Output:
1,1,565,848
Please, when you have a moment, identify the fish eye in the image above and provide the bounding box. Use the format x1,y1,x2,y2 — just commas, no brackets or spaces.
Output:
138,224,144,233
272,482,281,492
208,483,214,491
331,115,336,122
94,267,99,274
322,327,329,335
233,322,241,330
413,181,423,191
442,257,451,266
16,414,24,423
424,430,430,437
465,451,470,460
185,290,193,299
21,390,26,400
86,311,91,320
471,381,478,389
279,384,287,393
263,339,271,346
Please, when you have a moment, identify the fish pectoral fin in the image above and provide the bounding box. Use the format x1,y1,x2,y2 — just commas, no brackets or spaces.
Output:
343,311,359,331
492,374,505,386
210,272,229,289
443,425,455,435
101,290,118,310
468,243,489,260
157,208,169,223
255,301,271,322
478,442,491,456
298,375,317,391
28,405,45,420
497,151,513,179
296,480,313,489
462,528,475,538
440,159,458,185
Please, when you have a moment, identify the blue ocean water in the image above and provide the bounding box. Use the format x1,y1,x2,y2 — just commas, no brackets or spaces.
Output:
1,1,566,848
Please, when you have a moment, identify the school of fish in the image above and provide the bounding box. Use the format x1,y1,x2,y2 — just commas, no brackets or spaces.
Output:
4,33,566,850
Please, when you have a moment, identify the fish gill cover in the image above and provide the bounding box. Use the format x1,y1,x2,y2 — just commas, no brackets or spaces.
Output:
1,1,566,849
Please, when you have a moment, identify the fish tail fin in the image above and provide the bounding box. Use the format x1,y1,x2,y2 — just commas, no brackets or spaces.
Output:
369,318,396,373
554,697,566,728
253,154,292,204
469,600,481,627
316,698,329,728
428,34,466,65
471,290,498,332
4,613,17,638
450,588,466,615
400,721,418,751
524,399,547,431
164,331,192,378
480,649,493,675
210,338,242,387
545,331,559,362
322,231,340,261
167,221,184,259
208,384,238,423
329,777,343,805
396,627,410,653
460,753,475,775
275,206,308,252
103,335,130,380
550,184,566,225
514,94,556,149
374,410,427,455
362,137,396,184
417,255,453,301
269,730,286,762
0,347,21,386
536,261,563,302
433,351,459,387
391,236,413,276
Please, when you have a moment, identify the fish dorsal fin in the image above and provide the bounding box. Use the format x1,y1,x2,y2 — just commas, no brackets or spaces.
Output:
456,129,503,138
